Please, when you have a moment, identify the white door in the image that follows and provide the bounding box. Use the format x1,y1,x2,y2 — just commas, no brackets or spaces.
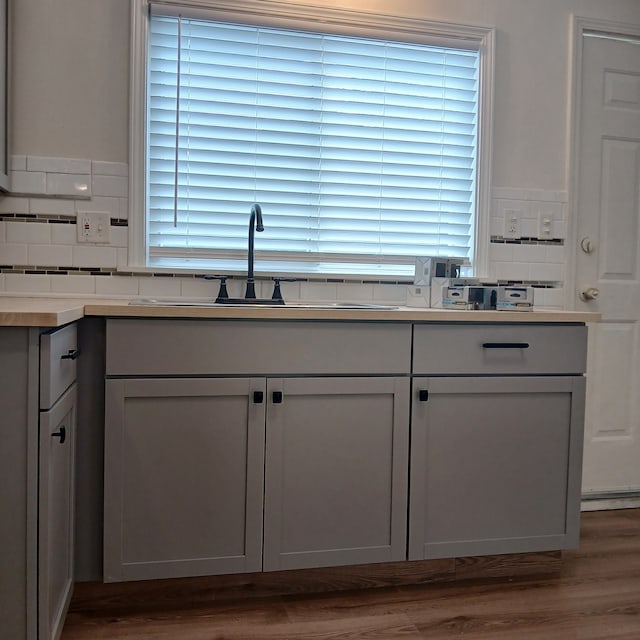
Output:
575,31,640,495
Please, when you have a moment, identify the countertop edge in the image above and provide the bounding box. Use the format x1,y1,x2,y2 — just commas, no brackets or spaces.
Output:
0,298,86,327
84,302,600,323
0,296,602,326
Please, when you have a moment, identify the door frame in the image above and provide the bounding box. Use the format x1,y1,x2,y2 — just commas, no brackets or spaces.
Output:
566,15,640,310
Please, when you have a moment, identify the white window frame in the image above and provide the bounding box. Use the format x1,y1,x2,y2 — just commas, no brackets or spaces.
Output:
128,0,494,278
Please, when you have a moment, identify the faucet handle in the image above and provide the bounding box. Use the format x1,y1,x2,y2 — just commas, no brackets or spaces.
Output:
271,277,297,303
202,274,230,302
271,278,283,302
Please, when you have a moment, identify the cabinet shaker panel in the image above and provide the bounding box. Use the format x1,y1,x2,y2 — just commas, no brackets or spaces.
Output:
104,377,266,582
409,376,585,560
263,377,409,571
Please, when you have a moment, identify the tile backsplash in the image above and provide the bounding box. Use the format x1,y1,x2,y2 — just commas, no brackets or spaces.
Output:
0,156,567,309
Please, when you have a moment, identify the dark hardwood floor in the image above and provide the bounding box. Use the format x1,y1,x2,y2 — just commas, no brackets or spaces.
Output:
62,508,640,639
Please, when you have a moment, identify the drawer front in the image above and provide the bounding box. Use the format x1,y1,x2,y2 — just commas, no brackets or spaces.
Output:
40,323,79,408
106,319,411,376
413,324,587,375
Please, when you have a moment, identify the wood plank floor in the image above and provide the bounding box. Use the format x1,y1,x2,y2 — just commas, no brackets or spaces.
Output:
62,509,640,640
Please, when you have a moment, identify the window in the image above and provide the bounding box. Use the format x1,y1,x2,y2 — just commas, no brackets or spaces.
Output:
130,1,494,277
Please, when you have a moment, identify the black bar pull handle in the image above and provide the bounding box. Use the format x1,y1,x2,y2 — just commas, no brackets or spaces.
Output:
272,391,283,404
52,426,66,444
61,348,80,360
482,342,530,349
418,389,429,402
253,391,264,404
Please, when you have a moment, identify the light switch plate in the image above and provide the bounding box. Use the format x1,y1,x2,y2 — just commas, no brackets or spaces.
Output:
503,209,521,239
77,211,111,243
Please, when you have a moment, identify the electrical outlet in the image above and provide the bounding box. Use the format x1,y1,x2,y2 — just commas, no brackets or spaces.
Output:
503,209,521,239
77,211,111,243
538,212,553,239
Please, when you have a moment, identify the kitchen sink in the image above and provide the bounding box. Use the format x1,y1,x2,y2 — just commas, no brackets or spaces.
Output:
284,301,398,310
129,298,398,310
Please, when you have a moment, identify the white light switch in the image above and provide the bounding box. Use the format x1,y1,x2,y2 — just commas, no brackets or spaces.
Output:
77,211,111,243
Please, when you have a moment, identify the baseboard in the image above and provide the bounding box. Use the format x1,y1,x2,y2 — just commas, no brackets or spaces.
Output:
581,491,640,512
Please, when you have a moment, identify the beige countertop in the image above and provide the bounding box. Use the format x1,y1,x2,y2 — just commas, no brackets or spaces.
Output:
0,296,601,327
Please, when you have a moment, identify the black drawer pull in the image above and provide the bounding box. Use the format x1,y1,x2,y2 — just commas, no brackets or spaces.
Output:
61,348,81,360
482,342,530,349
419,389,429,402
253,391,264,404
52,426,66,444
272,391,283,404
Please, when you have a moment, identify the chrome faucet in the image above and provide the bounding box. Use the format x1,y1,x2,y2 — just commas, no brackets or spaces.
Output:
245,203,264,299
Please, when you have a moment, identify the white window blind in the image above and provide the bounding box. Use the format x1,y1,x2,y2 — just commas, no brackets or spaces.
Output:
147,12,479,275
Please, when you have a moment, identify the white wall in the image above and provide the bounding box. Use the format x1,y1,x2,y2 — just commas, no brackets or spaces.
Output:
11,0,640,183
1,0,639,306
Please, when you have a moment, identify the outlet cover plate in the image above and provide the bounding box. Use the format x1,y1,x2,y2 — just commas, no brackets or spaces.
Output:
77,211,111,243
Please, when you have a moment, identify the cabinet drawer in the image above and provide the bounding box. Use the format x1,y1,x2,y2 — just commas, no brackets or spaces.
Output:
106,319,411,376
40,323,78,409
413,324,587,375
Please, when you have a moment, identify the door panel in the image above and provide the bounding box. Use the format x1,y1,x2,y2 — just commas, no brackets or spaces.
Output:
599,139,639,279
39,384,76,640
575,32,640,494
103,378,266,581
263,377,409,571
409,377,585,560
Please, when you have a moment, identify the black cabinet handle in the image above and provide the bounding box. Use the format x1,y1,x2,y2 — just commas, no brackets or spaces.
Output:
418,389,429,402
482,342,530,349
51,426,66,444
253,391,264,404
272,391,283,404
61,348,81,360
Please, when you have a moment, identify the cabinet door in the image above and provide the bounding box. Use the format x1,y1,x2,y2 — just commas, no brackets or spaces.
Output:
409,376,585,560
39,383,77,640
104,378,266,582
264,377,410,571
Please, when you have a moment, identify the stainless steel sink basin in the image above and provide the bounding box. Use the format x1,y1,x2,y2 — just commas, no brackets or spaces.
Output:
129,298,398,310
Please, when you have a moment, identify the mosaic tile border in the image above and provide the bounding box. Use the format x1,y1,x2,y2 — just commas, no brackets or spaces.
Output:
0,213,128,226
490,236,564,246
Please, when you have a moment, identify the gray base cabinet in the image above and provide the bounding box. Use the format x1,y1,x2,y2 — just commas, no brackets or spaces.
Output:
263,377,409,571
0,324,78,640
103,319,412,581
409,376,585,559
103,378,266,582
409,323,587,561
103,318,588,582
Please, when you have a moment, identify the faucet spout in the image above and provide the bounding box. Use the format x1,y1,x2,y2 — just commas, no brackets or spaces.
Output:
245,203,264,299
